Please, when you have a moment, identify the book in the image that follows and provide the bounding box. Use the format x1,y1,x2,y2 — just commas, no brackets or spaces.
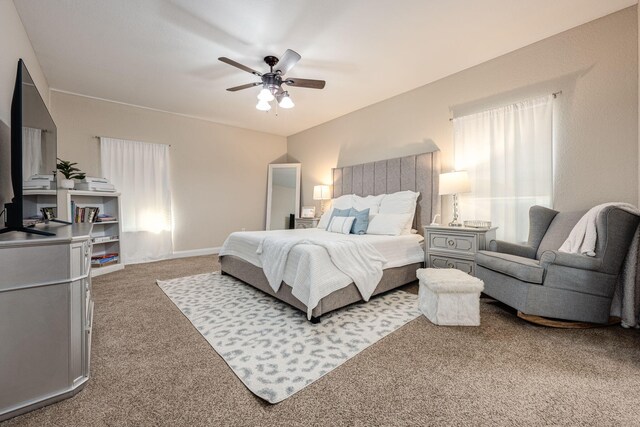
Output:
91,253,118,260
96,213,117,222
91,255,118,266
91,235,119,244
91,253,118,263
85,207,100,223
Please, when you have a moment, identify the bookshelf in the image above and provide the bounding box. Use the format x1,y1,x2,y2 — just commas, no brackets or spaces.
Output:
58,190,124,277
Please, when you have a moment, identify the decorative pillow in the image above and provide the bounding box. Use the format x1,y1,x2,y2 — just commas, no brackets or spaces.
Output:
329,207,351,223
366,213,413,236
352,194,385,215
327,216,355,235
317,195,354,229
349,208,370,235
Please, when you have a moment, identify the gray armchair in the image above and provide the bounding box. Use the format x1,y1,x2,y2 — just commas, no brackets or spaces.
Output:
475,205,640,324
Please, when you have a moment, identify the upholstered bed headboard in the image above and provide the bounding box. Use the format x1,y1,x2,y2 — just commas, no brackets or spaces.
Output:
331,151,441,235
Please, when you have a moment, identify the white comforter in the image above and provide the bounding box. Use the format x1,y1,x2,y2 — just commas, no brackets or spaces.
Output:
219,229,424,318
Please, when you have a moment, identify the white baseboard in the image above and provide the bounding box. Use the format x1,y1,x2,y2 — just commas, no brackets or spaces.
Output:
169,247,221,259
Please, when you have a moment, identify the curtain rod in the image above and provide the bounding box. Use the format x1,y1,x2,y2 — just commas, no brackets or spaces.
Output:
92,135,171,147
449,91,562,122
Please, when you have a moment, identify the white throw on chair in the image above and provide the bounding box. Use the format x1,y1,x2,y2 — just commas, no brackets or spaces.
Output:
417,268,484,326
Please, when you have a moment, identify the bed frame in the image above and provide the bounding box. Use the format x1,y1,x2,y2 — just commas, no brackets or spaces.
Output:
220,151,441,321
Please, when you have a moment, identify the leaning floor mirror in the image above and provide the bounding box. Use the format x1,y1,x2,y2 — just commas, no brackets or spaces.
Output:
266,163,301,230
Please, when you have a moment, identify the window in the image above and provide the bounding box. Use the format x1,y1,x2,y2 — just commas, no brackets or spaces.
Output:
453,95,554,242
100,138,173,263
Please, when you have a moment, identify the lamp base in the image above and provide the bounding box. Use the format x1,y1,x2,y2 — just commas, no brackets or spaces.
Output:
449,193,463,227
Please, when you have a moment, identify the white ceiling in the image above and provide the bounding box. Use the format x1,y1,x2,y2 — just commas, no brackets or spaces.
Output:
14,0,636,136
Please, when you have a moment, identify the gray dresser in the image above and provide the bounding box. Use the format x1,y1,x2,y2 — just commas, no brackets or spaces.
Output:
0,223,94,421
424,225,497,276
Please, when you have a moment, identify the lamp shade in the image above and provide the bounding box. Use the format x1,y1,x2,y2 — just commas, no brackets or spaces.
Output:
256,100,271,111
313,185,331,200
257,88,275,102
279,95,294,109
439,171,471,195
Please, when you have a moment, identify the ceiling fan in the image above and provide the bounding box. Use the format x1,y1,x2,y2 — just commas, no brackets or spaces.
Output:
218,49,326,111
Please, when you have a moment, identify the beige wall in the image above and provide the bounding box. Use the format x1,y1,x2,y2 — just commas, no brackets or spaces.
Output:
51,91,287,252
0,0,50,207
288,7,639,223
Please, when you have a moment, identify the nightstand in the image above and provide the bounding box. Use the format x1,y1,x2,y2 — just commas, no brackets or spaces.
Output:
424,225,498,276
295,218,320,229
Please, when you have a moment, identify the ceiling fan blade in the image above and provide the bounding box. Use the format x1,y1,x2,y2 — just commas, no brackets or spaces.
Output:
218,57,262,76
275,49,301,75
226,82,262,92
284,78,326,89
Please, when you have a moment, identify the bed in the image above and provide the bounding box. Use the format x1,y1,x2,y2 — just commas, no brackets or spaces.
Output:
219,151,441,321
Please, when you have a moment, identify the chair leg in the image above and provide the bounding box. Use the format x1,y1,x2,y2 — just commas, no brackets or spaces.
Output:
517,311,620,329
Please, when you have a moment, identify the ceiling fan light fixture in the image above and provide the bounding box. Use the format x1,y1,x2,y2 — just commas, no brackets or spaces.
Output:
220,49,325,113
279,93,294,109
257,88,275,102
256,99,271,111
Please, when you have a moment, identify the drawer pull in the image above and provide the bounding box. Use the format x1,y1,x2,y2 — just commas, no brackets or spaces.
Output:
447,239,455,247
447,262,455,268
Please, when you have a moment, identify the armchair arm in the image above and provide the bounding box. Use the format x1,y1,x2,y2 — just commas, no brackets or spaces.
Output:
539,250,603,271
489,240,537,259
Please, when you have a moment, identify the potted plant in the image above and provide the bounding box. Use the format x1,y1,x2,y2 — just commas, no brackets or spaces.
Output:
56,158,86,189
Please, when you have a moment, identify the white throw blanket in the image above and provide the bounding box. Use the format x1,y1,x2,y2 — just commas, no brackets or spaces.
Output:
257,235,387,304
559,203,640,328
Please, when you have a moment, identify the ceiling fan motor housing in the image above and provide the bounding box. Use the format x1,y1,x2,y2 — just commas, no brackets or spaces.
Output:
262,73,282,92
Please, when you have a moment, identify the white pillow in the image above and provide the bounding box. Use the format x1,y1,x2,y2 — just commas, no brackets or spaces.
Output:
379,190,420,215
332,195,355,210
317,195,354,229
378,190,420,234
352,194,384,215
327,216,355,234
317,209,332,229
366,213,413,236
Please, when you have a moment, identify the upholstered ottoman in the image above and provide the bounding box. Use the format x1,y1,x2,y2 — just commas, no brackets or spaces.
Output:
417,268,484,326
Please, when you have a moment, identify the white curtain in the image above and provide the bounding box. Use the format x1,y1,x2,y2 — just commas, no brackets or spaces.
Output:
22,127,42,180
100,138,173,264
453,95,554,242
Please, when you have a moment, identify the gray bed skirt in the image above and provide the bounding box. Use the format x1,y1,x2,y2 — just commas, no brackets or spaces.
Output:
219,255,422,319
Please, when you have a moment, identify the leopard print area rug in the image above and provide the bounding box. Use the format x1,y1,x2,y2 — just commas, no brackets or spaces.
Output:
157,272,421,403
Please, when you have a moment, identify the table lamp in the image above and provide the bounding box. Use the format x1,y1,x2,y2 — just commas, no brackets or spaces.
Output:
439,171,471,227
313,185,331,214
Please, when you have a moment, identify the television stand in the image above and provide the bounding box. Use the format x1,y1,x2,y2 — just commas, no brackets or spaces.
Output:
0,202,57,236
0,226,55,237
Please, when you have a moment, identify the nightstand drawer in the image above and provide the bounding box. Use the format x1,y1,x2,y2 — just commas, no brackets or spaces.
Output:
428,254,475,275
428,232,477,255
295,218,319,229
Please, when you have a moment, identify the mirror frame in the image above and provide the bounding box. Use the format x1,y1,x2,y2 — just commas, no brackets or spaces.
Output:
266,163,301,230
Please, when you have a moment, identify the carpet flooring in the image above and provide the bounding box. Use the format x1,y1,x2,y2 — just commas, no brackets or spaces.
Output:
3,255,640,426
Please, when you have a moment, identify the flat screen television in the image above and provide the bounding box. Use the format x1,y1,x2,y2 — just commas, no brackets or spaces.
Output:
1,59,59,236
